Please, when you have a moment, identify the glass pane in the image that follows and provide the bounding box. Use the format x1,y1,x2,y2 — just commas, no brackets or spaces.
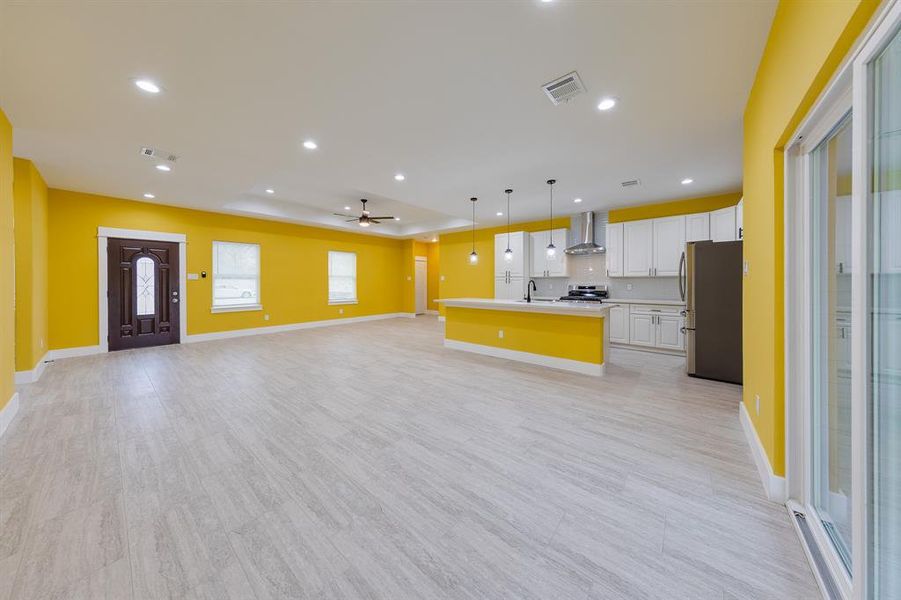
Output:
811,113,854,571
871,25,901,599
135,256,155,316
328,252,356,301
213,242,259,306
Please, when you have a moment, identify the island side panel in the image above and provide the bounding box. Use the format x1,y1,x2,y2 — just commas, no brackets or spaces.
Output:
444,306,604,366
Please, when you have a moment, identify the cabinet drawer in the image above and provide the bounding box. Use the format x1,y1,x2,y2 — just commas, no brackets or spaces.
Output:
629,304,684,315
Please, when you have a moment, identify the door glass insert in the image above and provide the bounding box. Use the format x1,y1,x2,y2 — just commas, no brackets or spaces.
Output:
136,256,155,316
871,25,901,599
810,112,854,572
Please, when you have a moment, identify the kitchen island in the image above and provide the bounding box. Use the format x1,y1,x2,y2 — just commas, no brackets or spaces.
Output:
437,298,614,376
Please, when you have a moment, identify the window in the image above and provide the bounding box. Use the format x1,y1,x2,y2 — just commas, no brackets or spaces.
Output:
328,251,357,304
212,241,261,311
135,256,156,315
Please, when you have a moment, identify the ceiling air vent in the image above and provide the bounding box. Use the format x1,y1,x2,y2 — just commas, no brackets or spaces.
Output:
542,71,586,105
621,179,641,187
140,146,178,163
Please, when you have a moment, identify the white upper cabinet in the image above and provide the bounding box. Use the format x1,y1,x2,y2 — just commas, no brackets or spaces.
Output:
652,215,686,276
685,212,711,242
623,220,654,277
530,228,568,277
735,198,744,240
606,222,624,277
494,231,527,278
710,206,737,242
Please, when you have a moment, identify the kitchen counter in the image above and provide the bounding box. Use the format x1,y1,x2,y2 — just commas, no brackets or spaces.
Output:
606,297,685,306
437,298,612,376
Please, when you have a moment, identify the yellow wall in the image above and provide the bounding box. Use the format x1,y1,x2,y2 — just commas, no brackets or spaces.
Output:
13,158,48,372
437,217,570,315
608,191,742,223
47,189,406,350
426,242,439,311
0,110,14,409
742,0,879,475
445,306,604,364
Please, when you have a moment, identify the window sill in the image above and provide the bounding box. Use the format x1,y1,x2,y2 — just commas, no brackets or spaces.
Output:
211,304,263,314
328,300,359,305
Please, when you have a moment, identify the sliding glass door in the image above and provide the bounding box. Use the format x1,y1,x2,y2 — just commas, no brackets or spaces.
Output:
869,23,900,599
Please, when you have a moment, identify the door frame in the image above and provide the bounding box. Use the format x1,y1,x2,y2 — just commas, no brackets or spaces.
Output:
98,227,187,353
414,255,427,315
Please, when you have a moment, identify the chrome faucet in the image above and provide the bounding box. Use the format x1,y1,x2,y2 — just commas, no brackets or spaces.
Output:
526,279,537,303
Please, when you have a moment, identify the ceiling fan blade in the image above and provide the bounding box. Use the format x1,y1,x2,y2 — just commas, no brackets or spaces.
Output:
345,218,360,223
333,213,358,217
368,216,395,220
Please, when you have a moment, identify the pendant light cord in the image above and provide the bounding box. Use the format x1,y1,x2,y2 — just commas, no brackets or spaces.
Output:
547,179,556,245
506,189,512,248
471,197,476,252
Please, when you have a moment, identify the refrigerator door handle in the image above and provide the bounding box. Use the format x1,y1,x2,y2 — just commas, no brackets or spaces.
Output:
678,251,686,301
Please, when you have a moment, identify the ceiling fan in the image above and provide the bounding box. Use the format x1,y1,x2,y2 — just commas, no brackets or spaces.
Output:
334,198,396,227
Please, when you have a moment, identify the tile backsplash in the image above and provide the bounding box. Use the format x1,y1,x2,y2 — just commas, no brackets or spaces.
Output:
532,254,682,301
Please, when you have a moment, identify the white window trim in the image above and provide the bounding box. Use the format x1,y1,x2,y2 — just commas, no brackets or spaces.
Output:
327,250,358,305
783,3,901,599
97,227,187,353
212,240,261,312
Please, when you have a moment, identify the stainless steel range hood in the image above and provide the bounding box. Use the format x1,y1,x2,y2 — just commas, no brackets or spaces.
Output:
565,211,606,255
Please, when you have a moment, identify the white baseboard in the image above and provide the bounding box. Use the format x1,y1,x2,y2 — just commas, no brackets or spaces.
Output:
14,352,49,384
46,345,103,360
398,313,416,319
739,401,786,503
425,310,439,315
0,392,19,438
444,339,604,377
438,316,446,322
184,312,411,344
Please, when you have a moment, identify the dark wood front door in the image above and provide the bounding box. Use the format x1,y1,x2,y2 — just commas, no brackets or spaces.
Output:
108,238,180,351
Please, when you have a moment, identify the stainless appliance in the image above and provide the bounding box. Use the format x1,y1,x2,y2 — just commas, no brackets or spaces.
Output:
559,284,608,303
680,241,742,384
564,212,607,255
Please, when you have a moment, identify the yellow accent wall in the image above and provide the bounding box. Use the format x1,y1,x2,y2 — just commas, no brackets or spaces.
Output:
47,189,406,350
437,217,571,316
608,191,742,223
445,306,604,365
742,0,879,476
13,158,49,372
0,110,15,409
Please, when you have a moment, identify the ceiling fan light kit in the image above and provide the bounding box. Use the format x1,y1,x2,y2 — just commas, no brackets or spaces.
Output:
333,199,396,227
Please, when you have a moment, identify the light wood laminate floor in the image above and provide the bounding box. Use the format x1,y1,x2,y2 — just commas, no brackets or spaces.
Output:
0,316,818,599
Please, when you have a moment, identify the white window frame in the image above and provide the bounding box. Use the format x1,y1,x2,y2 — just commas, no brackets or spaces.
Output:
328,250,358,305
784,3,900,599
211,241,262,313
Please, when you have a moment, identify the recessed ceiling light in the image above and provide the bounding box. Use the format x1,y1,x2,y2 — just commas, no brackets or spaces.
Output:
344,206,351,211
134,79,161,94
574,198,583,203
303,140,318,150
265,188,275,194
681,178,694,185
496,211,503,216
155,164,171,172
394,174,405,181
597,97,616,111
143,193,155,199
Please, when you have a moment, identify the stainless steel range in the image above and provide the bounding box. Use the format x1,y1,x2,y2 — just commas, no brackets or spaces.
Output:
559,285,609,303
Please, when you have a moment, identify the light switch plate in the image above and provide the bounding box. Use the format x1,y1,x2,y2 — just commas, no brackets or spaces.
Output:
743,261,750,276
440,275,445,281
188,273,200,280
498,329,504,339
264,314,270,321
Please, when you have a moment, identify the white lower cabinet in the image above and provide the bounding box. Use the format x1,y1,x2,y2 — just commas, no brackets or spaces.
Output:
614,303,685,353
608,305,628,343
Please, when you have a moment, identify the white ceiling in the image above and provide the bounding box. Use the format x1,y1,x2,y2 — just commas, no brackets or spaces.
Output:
0,0,775,239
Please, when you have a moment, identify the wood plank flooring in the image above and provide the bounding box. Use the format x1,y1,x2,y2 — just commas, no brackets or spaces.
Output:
0,316,819,599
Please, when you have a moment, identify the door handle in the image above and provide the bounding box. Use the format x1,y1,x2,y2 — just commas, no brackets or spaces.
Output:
678,251,686,302
680,310,687,316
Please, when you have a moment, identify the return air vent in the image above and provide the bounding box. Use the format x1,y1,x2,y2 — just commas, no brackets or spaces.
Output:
542,71,586,105
621,179,641,187
140,146,178,163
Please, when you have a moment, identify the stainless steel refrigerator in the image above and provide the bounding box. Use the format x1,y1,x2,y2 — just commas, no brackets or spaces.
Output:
679,240,743,384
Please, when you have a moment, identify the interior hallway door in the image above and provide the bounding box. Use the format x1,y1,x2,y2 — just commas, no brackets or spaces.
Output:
415,257,427,314
107,238,180,350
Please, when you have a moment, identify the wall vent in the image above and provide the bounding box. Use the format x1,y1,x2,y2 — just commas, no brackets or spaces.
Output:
621,179,641,187
140,146,178,163
542,71,586,105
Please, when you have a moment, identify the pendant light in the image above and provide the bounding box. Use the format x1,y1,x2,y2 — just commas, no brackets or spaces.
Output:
469,197,479,264
503,189,514,262
546,179,557,257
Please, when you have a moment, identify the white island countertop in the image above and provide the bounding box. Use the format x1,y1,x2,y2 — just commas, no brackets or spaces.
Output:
605,297,686,306
437,298,615,318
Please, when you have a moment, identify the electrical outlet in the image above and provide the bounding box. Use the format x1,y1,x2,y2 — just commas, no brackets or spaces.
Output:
755,394,760,416
406,275,412,281
440,275,445,281
39,337,44,349
264,314,270,321
498,329,504,339
626,283,633,291
338,308,344,315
